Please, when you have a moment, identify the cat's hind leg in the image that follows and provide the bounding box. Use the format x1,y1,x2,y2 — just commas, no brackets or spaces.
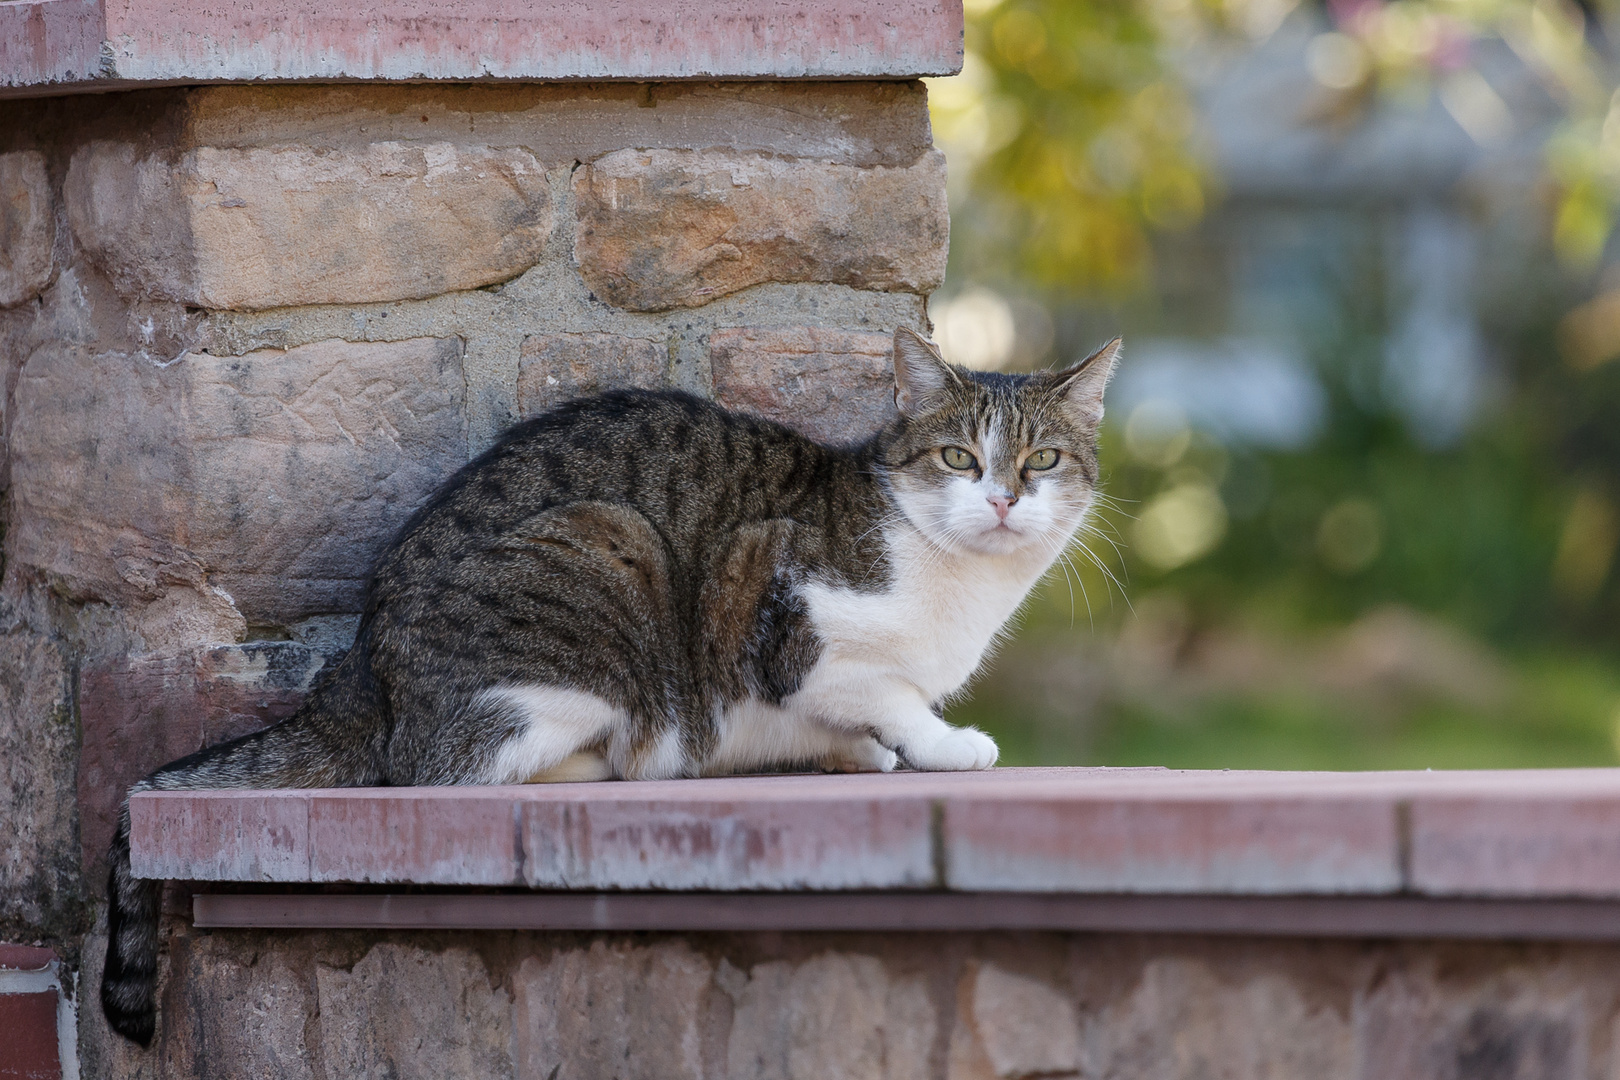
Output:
475,684,627,785
406,500,695,786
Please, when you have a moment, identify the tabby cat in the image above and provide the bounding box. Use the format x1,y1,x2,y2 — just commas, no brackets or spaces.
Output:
101,327,1121,1044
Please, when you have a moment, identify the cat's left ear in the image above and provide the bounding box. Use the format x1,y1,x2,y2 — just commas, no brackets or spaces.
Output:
1054,337,1122,428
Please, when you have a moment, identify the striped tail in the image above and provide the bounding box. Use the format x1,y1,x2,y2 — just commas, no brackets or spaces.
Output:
100,658,384,1045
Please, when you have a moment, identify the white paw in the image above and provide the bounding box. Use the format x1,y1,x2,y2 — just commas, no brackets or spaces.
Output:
904,727,999,771
822,737,899,773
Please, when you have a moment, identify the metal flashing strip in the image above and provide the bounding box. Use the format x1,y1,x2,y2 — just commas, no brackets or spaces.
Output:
193,891,1620,942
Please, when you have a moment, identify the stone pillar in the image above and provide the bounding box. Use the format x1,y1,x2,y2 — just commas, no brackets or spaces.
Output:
0,5,958,1071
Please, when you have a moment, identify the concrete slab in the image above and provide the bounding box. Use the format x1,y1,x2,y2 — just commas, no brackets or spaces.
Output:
2,0,964,98
128,767,1620,898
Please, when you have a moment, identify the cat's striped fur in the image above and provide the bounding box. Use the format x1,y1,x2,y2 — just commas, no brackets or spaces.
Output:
101,327,1120,1044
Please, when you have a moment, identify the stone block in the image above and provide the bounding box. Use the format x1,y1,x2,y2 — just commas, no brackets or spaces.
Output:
66,140,551,309
725,952,936,1080
132,777,941,887
1353,967,1588,1080
183,83,936,169
516,332,666,418
1411,797,1620,898
709,326,897,443
518,786,936,890
317,944,513,1080
943,790,1402,894
0,151,54,309
12,0,961,91
133,789,313,884
79,641,335,877
1081,957,1352,1080
0,631,78,941
515,940,715,1080
308,789,522,885
956,964,1080,1080
156,933,316,1078
10,337,468,624
574,148,948,311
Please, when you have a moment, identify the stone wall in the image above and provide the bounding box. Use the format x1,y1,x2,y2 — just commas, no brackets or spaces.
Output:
74,923,1620,1079
0,79,941,1072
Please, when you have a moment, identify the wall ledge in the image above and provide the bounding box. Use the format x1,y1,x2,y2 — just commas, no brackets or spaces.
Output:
131,766,1620,905
1,0,964,100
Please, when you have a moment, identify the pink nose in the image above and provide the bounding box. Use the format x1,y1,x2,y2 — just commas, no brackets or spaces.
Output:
988,495,1017,520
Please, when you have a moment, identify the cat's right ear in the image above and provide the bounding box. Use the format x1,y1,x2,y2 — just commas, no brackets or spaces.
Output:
893,327,960,417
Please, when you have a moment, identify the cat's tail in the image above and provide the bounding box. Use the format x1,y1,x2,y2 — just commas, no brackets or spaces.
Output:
100,653,386,1046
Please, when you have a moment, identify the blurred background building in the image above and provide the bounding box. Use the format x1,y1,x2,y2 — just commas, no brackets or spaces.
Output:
931,0,1620,769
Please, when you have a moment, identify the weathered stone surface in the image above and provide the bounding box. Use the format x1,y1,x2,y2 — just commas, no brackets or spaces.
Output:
0,630,78,941
709,326,897,443
10,337,467,623
516,332,666,418
726,952,937,1080
515,940,715,1080
574,148,948,311
159,933,316,1079
184,82,936,169
318,943,514,1080
8,0,962,92
65,928,1620,1080
1081,957,1352,1080
76,929,146,1080
125,586,248,660
77,641,336,877
66,140,551,309
84,926,320,1078
1353,966,1586,1080
952,963,1080,1080
0,151,54,308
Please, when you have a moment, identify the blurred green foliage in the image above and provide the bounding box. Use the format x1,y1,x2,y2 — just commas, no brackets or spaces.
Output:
933,0,1620,772
936,0,1620,285
929,0,1206,291
948,282,1620,767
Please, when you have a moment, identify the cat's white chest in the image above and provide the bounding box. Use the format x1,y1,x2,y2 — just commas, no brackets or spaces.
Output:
703,527,1051,775
799,526,1050,702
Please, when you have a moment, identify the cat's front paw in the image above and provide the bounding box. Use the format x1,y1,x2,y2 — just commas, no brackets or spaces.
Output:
903,727,998,771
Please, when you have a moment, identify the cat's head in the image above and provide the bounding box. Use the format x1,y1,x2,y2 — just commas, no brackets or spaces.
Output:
879,326,1120,558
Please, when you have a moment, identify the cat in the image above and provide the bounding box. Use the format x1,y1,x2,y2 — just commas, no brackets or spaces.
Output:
99,326,1121,1044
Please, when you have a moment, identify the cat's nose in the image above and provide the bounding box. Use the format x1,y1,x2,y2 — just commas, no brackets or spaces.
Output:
988,494,1018,520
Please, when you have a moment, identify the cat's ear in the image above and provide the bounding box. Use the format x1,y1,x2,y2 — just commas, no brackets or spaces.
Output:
1054,337,1122,427
892,327,961,417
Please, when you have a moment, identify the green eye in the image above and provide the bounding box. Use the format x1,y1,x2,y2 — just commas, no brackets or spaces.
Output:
1026,448,1059,470
941,446,977,470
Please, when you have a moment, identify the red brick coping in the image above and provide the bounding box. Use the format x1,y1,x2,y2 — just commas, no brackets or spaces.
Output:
128,766,1620,937
2,0,962,98
0,945,67,1080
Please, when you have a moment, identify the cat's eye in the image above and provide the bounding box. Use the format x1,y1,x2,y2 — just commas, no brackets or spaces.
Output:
941,446,977,470
1025,448,1060,471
